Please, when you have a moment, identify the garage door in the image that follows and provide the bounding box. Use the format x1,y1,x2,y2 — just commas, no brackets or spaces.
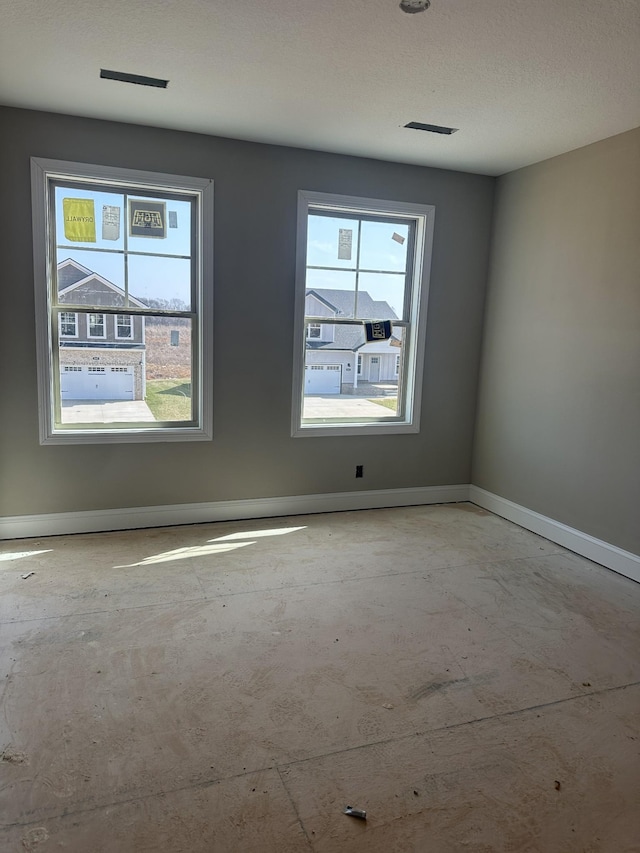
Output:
304,364,342,395
60,366,134,400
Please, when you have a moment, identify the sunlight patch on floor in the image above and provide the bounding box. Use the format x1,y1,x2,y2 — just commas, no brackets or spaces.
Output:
213,526,306,542
113,524,307,567
0,549,53,563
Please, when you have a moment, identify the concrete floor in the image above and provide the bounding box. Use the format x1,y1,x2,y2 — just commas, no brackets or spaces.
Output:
1,504,638,852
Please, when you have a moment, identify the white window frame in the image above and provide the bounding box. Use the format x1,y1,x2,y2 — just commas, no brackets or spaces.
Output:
59,311,78,338
87,312,106,339
31,158,213,444
357,354,363,375
291,191,435,436
115,314,133,340
307,323,322,339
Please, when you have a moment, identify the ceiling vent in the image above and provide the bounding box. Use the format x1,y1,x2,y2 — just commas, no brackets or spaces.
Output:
100,69,169,89
404,121,458,135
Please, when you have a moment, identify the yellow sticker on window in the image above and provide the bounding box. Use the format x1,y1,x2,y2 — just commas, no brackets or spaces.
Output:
63,198,96,242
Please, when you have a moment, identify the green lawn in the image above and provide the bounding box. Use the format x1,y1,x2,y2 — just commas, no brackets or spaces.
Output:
368,397,398,412
145,380,192,421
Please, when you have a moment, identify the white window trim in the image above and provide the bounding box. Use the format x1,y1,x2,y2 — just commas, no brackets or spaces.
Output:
115,314,133,340
306,323,322,339
87,312,106,339
59,311,78,338
291,190,435,437
31,157,214,445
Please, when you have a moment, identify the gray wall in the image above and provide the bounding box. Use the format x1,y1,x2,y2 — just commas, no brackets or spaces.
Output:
0,107,493,517
473,128,640,554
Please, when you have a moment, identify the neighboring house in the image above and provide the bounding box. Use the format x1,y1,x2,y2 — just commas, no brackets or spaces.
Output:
57,259,146,401
305,289,401,395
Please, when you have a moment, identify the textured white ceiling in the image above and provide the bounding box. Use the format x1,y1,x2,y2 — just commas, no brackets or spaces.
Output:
1,0,638,175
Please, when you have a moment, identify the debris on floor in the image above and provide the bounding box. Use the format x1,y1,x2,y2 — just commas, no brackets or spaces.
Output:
20,826,49,851
21,571,35,580
554,780,561,791
344,805,367,820
2,747,28,765
382,703,394,709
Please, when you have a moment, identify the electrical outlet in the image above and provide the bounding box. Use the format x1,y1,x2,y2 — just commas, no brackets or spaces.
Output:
355,465,363,478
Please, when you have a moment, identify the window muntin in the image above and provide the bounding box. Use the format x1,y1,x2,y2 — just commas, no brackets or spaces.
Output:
292,192,434,436
31,159,213,444
307,323,321,339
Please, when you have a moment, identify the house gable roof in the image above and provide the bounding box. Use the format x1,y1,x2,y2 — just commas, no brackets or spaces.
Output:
58,258,94,289
305,288,400,352
58,260,147,308
306,325,366,352
306,288,398,321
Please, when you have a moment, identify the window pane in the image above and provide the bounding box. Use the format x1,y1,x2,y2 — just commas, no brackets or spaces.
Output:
128,255,192,310
57,315,193,425
54,188,193,310
55,186,125,251
306,270,356,318
55,187,193,259
144,317,193,422
88,313,105,337
358,220,410,272
116,315,132,338
302,322,404,423
307,215,360,269
127,196,192,257
56,251,126,307
356,272,406,320
59,312,77,336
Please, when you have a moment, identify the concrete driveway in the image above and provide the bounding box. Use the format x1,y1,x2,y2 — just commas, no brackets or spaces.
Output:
303,396,394,418
61,400,156,423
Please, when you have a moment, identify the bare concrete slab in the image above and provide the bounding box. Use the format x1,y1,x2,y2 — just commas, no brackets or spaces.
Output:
281,684,640,853
1,504,638,851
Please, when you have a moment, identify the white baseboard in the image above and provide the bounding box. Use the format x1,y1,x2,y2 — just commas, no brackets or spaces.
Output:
469,485,640,584
0,484,470,540
4,484,637,585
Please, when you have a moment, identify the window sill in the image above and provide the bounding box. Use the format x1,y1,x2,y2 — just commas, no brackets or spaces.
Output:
292,421,420,438
40,425,213,445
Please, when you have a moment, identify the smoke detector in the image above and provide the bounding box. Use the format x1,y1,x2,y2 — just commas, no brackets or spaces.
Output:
399,0,430,13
